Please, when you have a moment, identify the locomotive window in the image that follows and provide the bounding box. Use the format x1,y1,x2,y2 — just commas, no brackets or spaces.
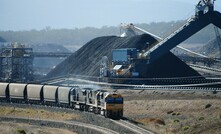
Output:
105,98,114,103
105,97,123,104
115,98,123,103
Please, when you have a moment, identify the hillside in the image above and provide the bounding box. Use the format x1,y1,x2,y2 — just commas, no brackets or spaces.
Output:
0,22,218,49
0,36,6,42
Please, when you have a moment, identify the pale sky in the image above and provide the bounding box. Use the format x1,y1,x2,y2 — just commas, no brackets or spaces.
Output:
0,0,221,31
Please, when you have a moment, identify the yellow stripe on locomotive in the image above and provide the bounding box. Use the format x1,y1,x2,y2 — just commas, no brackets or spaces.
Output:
104,93,123,118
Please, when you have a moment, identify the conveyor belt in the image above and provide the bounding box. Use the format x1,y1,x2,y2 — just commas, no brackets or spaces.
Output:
143,11,221,63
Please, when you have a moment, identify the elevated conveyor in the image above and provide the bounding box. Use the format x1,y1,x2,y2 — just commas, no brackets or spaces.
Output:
143,4,221,63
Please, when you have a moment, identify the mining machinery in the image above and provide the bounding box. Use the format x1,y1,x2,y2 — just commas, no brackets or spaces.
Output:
108,0,221,78
120,23,210,59
142,0,221,63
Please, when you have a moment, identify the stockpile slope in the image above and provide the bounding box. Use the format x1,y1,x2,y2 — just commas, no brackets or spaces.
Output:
198,37,220,58
135,52,201,78
47,34,157,78
47,34,201,79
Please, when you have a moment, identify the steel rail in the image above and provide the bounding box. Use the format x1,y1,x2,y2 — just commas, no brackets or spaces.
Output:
0,116,119,134
42,77,221,92
110,119,155,134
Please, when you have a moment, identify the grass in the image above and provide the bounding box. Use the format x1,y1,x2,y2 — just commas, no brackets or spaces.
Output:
0,106,80,121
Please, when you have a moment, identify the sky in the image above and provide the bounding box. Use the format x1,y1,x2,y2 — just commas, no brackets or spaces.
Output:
0,0,221,31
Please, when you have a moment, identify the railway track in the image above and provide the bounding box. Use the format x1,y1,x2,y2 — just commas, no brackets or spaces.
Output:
110,119,155,134
0,116,119,134
189,64,221,73
42,76,221,92
0,102,156,134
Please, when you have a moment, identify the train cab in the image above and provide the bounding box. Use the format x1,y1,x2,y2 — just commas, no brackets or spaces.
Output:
104,93,123,119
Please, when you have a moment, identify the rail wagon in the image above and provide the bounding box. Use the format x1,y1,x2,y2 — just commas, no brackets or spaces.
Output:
57,86,73,107
0,82,124,119
9,83,27,103
43,85,58,105
27,84,44,104
0,82,9,101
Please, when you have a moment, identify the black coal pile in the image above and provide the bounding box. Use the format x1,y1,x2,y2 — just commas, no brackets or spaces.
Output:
135,52,201,78
46,34,201,79
196,37,220,58
46,34,157,78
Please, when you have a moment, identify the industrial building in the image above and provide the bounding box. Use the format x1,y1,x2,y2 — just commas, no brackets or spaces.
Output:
0,43,33,82
38,0,221,86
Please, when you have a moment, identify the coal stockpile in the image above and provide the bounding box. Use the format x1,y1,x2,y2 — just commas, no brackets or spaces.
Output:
46,34,157,78
135,52,201,78
46,34,201,79
197,37,220,58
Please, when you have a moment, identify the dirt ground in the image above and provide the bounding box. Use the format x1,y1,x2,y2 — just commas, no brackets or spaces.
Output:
116,89,221,134
0,122,76,134
0,106,79,134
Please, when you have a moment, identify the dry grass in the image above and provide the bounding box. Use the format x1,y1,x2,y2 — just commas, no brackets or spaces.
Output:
0,106,80,121
118,89,221,134
0,122,76,134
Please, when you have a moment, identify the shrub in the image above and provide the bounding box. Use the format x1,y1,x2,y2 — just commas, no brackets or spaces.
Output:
199,117,204,120
172,113,176,116
182,126,190,131
154,119,166,125
205,104,212,109
173,118,180,123
176,112,180,115
16,128,26,134
167,111,173,114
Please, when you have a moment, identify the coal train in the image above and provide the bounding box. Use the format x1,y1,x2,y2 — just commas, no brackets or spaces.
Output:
0,82,124,119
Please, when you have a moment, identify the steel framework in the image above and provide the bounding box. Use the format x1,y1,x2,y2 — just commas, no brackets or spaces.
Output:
0,44,33,82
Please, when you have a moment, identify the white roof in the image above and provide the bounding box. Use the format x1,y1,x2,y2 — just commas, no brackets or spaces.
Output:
113,65,122,70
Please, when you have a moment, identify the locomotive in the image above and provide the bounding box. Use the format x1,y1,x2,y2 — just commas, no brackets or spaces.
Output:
0,82,123,119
